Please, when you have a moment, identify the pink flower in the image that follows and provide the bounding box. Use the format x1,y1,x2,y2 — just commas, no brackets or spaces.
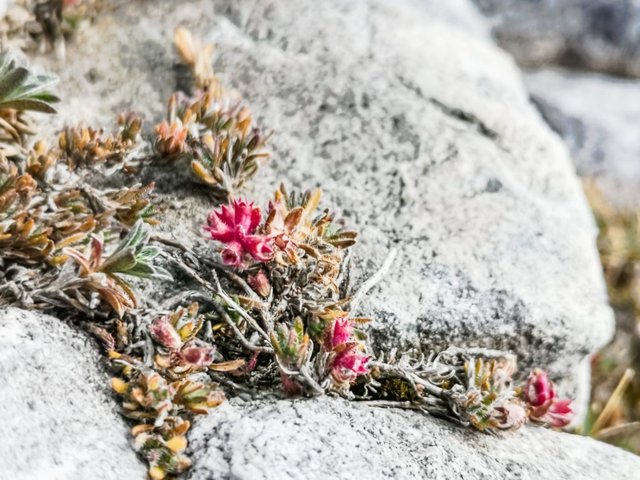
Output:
179,344,215,368
521,369,574,428
523,369,555,409
150,317,182,350
543,398,573,428
325,317,353,350
331,344,370,384
204,199,273,268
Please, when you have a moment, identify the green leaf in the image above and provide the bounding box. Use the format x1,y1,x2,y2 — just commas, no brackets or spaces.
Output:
0,67,29,100
100,247,137,274
0,50,59,115
0,99,57,113
116,220,149,252
122,262,155,278
136,245,162,263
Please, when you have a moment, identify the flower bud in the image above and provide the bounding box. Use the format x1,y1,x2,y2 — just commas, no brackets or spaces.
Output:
490,403,528,430
247,270,271,297
154,120,189,157
326,317,352,349
150,317,183,351
544,398,573,428
523,368,555,408
179,344,215,368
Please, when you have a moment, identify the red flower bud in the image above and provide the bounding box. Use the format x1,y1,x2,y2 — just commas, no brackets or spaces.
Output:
544,398,573,428
521,369,573,428
523,368,555,408
180,344,215,368
150,317,182,350
325,317,353,350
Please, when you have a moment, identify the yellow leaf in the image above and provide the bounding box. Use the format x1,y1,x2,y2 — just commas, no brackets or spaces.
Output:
166,435,187,453
178,323,194,340
191,160,217,185
131,424,153,437
174,420,191,436
209,359,245,372
111,377,128,394
174,27,195,66
55,232,88,250
154,354,171,369
148,466,166,479
303,188,322,217
317,309,347,321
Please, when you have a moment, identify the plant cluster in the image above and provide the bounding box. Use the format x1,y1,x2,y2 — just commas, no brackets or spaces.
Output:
194,195,573,432
0,27,575,480
0,29,266,476
153,27,270,201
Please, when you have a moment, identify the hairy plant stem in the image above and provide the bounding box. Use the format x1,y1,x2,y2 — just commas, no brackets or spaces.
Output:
211,300,273,354
210,268,271,342
349,248,397,312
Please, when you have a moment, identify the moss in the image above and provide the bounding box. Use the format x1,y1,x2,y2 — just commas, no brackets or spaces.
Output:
379,377,417,402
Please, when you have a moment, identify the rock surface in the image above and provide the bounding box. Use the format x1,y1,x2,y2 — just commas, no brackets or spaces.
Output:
187,396,640,480
34,0,613,398
474,0,640,77
0,307,146,480
525,68,640,207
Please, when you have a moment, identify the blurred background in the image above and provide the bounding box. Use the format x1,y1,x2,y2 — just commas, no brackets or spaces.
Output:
474,0,640,454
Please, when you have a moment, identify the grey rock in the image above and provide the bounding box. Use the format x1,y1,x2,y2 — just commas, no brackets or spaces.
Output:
0,307,146,480
40,0,612,403
526,68,640,207
474,0,640,77
187,396,640,480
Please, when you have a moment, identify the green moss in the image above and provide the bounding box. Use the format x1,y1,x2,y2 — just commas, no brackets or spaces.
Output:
380,377,417,402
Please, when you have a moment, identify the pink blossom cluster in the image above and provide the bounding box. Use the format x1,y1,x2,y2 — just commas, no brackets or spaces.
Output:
204,199,273,268
325,317,370,384
150,317,214,368
521,368,573,428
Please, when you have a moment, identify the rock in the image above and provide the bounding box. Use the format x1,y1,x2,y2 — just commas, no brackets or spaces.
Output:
473,0,640,77
38,0,612,404
0,307,146,480
187,396,640,480
525,68,640,206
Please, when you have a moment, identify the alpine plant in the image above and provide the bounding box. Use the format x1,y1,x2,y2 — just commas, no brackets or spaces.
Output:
202,191,573,433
